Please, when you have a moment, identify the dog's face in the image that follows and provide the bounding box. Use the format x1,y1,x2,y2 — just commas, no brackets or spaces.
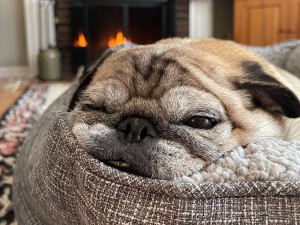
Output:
69,38,300,180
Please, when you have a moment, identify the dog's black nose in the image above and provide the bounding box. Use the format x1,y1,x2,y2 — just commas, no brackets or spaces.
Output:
117,117,157,142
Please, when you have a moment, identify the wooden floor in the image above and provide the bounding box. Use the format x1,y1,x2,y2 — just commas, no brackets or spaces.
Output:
0,77,73,117
0,77,30,117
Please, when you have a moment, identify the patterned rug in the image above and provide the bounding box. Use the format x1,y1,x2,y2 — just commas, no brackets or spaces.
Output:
0,83,69,225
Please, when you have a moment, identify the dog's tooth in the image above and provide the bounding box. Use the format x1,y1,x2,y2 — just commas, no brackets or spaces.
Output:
181,176,198,184
108,161,129,168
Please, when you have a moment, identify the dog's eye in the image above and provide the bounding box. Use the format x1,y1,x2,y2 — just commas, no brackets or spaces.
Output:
186,116,216,129
81,103,107,113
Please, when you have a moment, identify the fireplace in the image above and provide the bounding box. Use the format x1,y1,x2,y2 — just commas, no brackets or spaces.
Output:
56,0,189,78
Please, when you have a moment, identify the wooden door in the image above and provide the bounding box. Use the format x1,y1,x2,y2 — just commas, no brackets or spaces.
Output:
234,0,288,45
288,0,300,39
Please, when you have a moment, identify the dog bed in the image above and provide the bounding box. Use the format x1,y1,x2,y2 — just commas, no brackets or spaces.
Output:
13,41,300,224
13,107,300,224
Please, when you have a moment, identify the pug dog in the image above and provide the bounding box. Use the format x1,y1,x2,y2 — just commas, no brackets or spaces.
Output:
69,38,300,180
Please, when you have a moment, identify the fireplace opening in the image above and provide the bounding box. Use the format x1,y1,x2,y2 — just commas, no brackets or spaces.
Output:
56,0,189,78
69,0,175,73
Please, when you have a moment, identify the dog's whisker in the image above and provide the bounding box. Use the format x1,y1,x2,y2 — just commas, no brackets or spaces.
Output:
60,105,73,111
50,111,68,114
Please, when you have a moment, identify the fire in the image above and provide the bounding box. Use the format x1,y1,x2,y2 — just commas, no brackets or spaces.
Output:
108,31,130,47
74,31,88,47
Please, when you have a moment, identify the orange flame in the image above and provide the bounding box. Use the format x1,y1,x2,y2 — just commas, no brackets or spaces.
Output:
74,31,88,47
108,31,130,47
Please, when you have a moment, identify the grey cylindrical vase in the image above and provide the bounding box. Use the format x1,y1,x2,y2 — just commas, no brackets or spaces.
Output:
38,48,61,81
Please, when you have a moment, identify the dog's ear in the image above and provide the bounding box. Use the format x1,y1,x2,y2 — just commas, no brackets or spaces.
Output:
68,44,134,110
235,61,300,118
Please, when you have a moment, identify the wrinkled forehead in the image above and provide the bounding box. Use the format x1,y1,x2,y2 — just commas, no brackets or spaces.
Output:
89,45,242,99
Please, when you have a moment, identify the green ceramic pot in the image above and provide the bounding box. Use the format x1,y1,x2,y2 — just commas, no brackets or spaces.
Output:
38,48,61,81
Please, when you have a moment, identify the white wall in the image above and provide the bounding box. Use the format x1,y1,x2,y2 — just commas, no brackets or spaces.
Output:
0,0,27,66
0,0,39,78
189,0,214,38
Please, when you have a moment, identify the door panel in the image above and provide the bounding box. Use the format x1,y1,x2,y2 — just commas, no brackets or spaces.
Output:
288,0,300,39
234,0,288,45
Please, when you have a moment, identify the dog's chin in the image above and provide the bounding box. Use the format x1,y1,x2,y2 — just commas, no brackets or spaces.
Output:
103,158,206,180
101,138,210,180
109,139,211,180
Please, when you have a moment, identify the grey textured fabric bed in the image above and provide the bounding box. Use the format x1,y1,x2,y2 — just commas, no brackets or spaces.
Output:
13,40,300,224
